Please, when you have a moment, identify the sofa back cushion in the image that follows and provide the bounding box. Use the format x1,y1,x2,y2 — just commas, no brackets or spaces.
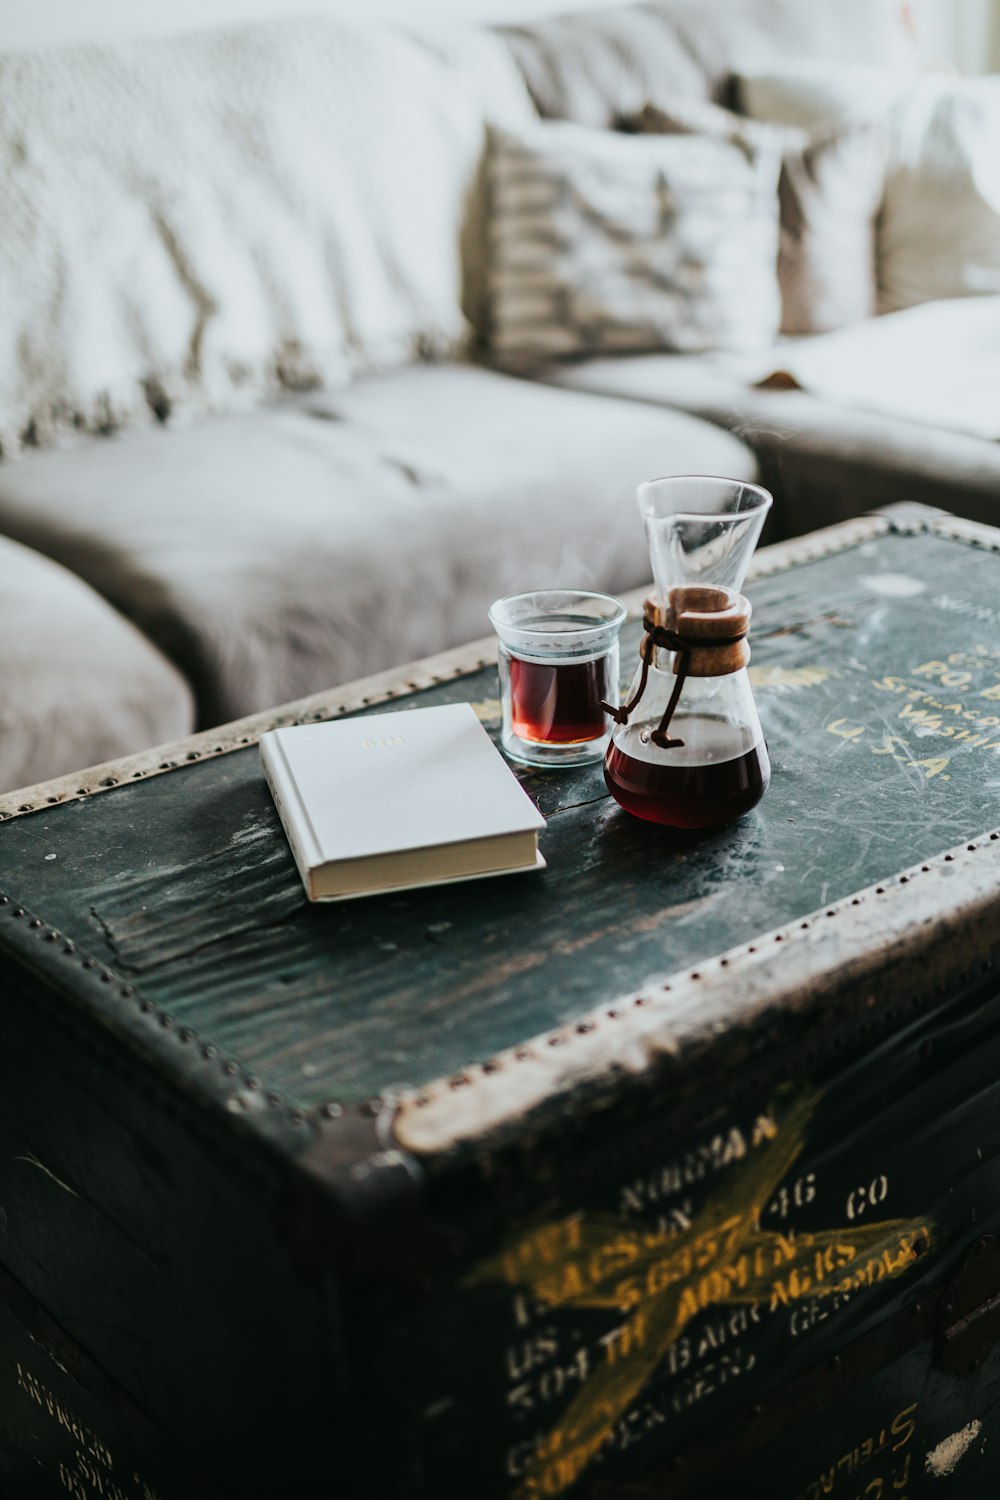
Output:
496,0,915,127
0,17,529,455
739,66,1000,314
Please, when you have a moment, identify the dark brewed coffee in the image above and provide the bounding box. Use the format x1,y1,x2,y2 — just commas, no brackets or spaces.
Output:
604,714,769,828
510,656,610,745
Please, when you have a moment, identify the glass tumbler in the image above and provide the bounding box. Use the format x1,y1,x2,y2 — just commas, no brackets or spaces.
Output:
488,590,627,768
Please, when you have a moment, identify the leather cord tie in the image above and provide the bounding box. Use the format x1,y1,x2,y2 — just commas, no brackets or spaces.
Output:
600,587,751,750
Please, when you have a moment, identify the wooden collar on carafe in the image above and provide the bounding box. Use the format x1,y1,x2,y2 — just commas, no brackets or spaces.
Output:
603,585,752,749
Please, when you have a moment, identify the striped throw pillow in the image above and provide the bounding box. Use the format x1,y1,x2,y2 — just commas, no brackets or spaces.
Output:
488,120,782,365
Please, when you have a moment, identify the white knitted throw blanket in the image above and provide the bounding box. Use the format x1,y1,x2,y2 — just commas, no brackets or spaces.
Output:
0,17,526,456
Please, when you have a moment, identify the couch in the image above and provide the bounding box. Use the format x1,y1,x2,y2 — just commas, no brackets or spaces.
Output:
1,0,997,796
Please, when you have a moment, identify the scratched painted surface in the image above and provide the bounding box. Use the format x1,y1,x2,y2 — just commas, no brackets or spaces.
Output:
466,1090,931,1498
3,528,1000,1108
374,976,1000,1499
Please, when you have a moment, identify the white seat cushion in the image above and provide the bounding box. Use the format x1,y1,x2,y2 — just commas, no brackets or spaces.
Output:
0,365,755,725
541,351,1000,534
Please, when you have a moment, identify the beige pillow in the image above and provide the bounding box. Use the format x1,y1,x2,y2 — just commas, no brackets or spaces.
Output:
487,118,781,365
737,62,908,132
738,66,1000,314
630,100,888,335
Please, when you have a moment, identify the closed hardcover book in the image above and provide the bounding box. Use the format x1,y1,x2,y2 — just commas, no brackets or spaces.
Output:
259,703,546,901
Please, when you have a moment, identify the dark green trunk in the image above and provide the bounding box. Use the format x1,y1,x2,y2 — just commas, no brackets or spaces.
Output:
2,508,1000,1497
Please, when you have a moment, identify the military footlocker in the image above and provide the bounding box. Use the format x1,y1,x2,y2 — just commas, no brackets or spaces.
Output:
4,505,1000,1499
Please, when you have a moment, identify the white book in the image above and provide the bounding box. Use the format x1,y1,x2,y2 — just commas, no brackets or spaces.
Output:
259,703,546,902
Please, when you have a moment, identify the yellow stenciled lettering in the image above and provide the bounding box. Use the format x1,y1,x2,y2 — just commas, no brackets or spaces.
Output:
676,1284,701,1323
914,756,950,778
58,1465,87,1500
890,1402,917,1451
478,1093,931,1500
15,1366,115,1473
612,1275,641,1312
871,731,911,756
773,1232,797,1266
827,718,866,740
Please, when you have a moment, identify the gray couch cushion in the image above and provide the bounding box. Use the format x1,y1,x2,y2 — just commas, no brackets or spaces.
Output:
0,535,194,794
0,365,755,727
541,353,1000,535
497,0,914,128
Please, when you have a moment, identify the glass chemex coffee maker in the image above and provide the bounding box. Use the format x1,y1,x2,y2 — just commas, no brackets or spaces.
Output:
603,475,772,829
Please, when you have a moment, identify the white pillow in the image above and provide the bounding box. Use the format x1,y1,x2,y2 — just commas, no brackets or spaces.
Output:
738,66,1000,313
487,120,782,364
629,101,888,335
